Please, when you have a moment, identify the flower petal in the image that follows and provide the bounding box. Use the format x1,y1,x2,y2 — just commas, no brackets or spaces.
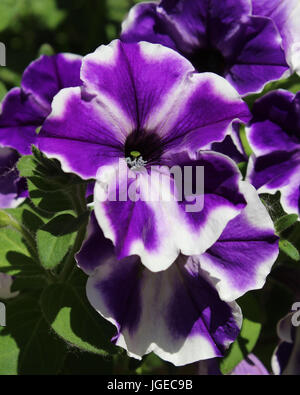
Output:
247,152,300,215
122,0,252,54
121,2,178,50
247,90,299,157
81,40,195,133
198,181,279,302
38,87,125,179
94,151,247,272
0,54,82,155
39,41,249,180
227,16,289,95
0,88,41,154
21,53,83,112
84,250,242,366
252,0,300,73
122,1,288,95
158,72,250,151
0,147,25,208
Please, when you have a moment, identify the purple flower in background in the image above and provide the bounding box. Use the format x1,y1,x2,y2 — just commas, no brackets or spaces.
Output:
272,312,300,375
76,182,278,365
230,353,269,375
38,40,251,271
0,147,26,208
247,90,300,215
0,53,82,155
252,0,300,75
121,0,289,95
0,53,82,207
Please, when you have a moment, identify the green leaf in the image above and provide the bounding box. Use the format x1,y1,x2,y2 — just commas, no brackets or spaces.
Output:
275,214,298,234
220,293,262,375
0,0,19,32
0,210,12,228
0,226,32,274
279,239,300,261
0,295,68,374
0,81,7,101
40,268,117,356
0,67,21,87
17,150,88,214
36,214,78,269
5,200,46,234
0,328,19,375
245,73,300,108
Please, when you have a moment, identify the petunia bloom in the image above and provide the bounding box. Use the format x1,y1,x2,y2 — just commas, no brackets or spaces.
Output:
0,53,82,207
76,181,278,366
247,90,300,215
38,40,251,271
271,311,300,375
121,0,289,95
252,0,300,75
0,147,26,208
0,53,82,155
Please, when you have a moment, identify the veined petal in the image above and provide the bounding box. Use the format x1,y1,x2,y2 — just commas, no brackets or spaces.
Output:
81,40,195,133
38,87,125,179
121,1,288,95
227,16,289,96
21,53,83,112
198,181,279,302
39,40,249,182
247,152,300,215
252,0,300,73
156,72,250,151
247,90,299,157
121,2,179,50
85,251,242,366
94,151,246,272
0,88,41,154
0,53,82,155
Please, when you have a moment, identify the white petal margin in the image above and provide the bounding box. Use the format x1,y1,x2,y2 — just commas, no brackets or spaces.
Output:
86,255,242,366
197,181,279,302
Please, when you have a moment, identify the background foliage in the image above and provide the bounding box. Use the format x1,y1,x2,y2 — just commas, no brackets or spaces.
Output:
0,0,300,375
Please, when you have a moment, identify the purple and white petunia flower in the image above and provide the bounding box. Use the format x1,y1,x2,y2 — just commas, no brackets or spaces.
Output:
0,53,82,206
0,147,26,208
76,181,278,365
0,53,82,155
247,90,300,215
37,40,251,271
252,0,300,75
271,311,300,375
121,0,289,95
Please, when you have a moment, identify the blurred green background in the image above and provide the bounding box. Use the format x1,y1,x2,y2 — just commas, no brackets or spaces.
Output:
0,0,142,96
